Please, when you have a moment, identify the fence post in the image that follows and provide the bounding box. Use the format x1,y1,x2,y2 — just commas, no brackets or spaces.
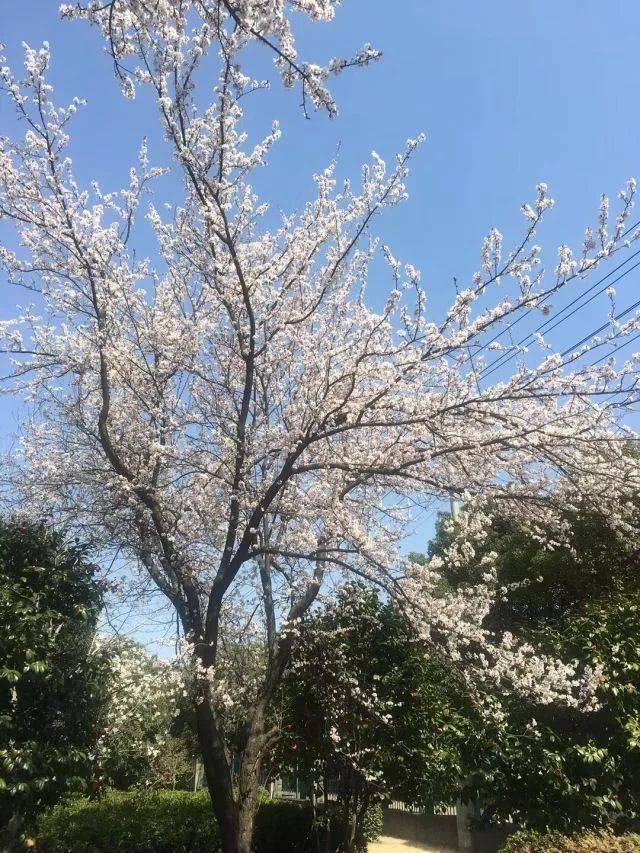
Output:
456,798,474,852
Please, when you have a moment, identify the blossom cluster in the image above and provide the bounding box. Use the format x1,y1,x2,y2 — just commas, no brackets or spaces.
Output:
0,0,638,745
94,637,185,776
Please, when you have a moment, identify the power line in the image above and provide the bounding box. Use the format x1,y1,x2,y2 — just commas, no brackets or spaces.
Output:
474,218,640,377
479,249,640,380
480,250,640,378
480,249,640,377
494,296,640,400
560,295,640,360
589,330,640,368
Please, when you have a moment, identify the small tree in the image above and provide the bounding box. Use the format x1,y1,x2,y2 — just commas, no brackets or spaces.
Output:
95,637,186,790
0,517,104,846
279,585,478,851
1,3,640,850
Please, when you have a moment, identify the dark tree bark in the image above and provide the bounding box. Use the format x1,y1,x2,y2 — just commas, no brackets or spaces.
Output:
194,697,239,853
194,685,271,853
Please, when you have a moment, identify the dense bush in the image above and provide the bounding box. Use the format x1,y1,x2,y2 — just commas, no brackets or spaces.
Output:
428,507,640,829
252,800,314,852
280,586,476,815
358,802,384,848
37,790,220,853
500,829,640,852
37,790,382,852
327,801,384,853
0,518,105,840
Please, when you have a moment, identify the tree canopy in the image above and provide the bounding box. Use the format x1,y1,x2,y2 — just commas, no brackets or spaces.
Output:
0,518,105,830
280,585,478,812
428,505,640,830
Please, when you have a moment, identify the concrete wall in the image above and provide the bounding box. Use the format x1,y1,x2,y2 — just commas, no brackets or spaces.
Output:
382,807,512,852
383,809,458,849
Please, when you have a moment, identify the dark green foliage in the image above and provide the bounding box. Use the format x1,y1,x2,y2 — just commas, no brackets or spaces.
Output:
36,791,378,853
279,586,478,814
428,510,639,633
252,799,313,852
474,590,640,830
37,790,221,853
499,828,640,852
0,517,105,827
358,802,383,845
428,507,640,831
327,802,384,853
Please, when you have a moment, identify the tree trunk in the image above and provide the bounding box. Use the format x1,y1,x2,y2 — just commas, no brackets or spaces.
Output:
194,698,240,853
236,797,258,853
236,709,266,853
195,696,267,853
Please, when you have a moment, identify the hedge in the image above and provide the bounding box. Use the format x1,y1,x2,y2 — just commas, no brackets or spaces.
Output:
37,790,219,853
36,789,382,852
500,829,640,852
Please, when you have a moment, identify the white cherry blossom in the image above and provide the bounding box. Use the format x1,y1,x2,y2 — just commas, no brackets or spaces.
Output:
0,4,639,851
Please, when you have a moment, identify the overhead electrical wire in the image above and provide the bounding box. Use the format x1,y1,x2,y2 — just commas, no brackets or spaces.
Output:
477,294,640,401
479,251,640,379
470,217,640,377
589,330,640,368
559,295,640,360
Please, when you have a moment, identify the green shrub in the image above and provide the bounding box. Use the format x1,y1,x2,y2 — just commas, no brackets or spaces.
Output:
500,828,640,852
37,790,220,853
323,801,384,853
36,790,382,852
360,802,383,845
252,799,314,852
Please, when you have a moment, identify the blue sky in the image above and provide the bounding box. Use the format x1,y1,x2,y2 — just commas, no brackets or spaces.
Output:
1,1,639,553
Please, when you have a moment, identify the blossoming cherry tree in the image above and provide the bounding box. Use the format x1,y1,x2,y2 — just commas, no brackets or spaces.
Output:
1,2,639,851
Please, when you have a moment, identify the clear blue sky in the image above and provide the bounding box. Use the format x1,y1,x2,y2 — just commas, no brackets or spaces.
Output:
1,1,639,537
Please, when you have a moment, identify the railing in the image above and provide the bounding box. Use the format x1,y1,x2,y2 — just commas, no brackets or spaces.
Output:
388,800,457,816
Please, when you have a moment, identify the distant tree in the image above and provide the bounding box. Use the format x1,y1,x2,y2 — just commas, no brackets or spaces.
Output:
95,637,185,790
0,518,104,847
278,585,479,852
429,507,639,631
146,734,195,791
474,589,640,831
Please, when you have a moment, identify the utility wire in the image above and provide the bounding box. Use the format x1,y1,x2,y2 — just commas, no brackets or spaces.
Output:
479,245,640,380
589,330,640,368
473,217,640,376
487,295,640,400
559,295,640,360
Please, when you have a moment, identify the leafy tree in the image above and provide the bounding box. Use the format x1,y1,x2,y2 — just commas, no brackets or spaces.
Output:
95,637,187,790
429,509,639,632
472,589,640,831
429,508,640,830
0,517,105,844
147,734,195,791
278,586,479,851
